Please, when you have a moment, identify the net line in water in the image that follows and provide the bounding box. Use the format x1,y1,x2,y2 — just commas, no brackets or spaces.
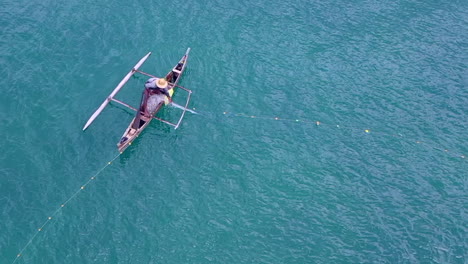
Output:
195,108,466,161
12,152,122,264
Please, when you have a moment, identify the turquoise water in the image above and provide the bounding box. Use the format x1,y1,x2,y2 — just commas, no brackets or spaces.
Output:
1,0,467,263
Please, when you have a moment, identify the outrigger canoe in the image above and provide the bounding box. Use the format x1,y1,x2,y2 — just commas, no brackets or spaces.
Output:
83,48,192,153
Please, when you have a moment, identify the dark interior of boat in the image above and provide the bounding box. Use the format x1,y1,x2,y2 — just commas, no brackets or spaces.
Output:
167,71,180,83
138,118,146,128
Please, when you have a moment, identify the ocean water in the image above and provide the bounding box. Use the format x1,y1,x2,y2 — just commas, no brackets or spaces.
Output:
0,0,467,263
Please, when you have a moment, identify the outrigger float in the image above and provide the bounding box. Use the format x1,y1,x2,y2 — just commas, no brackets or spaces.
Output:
83,48,192,153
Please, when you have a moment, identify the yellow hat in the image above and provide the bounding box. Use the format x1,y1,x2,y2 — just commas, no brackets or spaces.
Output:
156,78,168,88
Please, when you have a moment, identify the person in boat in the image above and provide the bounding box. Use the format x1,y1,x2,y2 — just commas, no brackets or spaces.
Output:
131,77,172,130
145,77,172,103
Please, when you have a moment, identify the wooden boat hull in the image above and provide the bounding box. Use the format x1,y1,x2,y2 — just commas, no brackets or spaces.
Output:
117,49,190,153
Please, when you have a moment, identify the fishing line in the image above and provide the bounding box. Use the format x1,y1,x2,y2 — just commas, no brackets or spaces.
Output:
12,152,122,264
192,109,467,161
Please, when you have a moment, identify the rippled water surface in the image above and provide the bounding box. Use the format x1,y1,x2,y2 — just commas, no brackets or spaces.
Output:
1,0,467,263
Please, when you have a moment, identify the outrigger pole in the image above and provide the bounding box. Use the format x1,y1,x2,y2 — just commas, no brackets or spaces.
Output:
110,98,178,127
82,52,152,131
174,89,192,129
111,88,196,129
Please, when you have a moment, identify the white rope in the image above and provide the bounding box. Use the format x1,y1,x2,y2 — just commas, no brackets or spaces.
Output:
12,152,122,263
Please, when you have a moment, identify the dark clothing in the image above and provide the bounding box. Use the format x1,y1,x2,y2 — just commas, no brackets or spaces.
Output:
145,78,170,98
132,78,171,130
157,87,171,98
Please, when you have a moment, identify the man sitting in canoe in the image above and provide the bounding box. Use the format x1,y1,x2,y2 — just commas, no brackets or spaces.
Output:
145,78,172,103
131,78,173,130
